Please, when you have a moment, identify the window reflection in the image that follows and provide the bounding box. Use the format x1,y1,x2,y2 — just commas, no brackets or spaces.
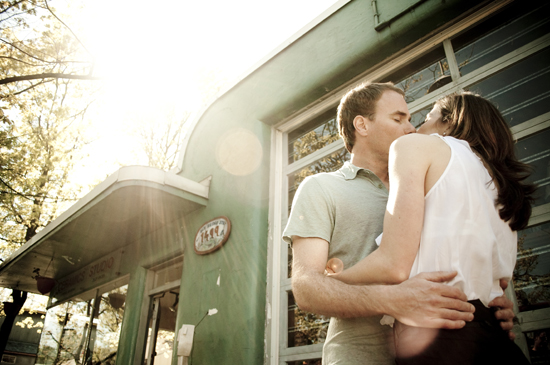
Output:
515,127,550,208
411,106,432,129
514,222,550,312
382,47,449,103
468,47,550,128
36,285,127,365
143,289,179,365
525,328,550,364
288,108,339,164
36,301,90,364
288,292,329,348
92,286,128,364
453,3,550,77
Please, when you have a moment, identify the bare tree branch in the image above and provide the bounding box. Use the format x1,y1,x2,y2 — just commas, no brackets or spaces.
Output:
0,176,33,200
0,38,55,64
0,73,101,85
1,79,53,97
0,0,30,15
0,55,40,66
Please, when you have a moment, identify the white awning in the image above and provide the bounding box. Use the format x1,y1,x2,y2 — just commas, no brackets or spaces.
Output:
0,166,209,294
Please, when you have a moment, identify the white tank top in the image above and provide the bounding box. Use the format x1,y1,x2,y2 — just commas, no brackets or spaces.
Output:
410,135,517,306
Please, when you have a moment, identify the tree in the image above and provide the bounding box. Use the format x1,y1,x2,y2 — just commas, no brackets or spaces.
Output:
130,107,191,171
0,0,98,88
0,290,27,355
128,67,230,171
0,76,97,248
0,0,101,246
0,1,101,358
0,76,98,360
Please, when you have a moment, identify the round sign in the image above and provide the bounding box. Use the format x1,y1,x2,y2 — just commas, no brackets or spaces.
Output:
194,216,231,255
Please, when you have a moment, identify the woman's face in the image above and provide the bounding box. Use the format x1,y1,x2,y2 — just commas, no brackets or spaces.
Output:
417,105,444,135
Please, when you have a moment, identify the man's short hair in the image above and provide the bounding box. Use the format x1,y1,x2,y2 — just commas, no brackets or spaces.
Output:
337,82,404,153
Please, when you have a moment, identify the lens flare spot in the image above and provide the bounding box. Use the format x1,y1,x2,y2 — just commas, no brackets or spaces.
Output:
216,129,263,176
325,258,344,274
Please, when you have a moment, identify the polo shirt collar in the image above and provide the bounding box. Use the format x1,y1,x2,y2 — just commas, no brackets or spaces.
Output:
340,161,375,180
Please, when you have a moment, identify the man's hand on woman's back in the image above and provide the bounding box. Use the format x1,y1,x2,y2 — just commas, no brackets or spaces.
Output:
385,271,475,329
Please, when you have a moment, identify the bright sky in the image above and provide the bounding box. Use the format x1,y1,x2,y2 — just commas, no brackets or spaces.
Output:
60,0,341,188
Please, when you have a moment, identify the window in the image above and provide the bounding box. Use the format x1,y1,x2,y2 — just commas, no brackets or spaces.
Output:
141,258,183,365
268,1,550,363
36,283,129,365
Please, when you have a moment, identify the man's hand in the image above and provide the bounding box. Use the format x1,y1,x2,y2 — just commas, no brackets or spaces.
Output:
385,271,475,329
488,279,516,340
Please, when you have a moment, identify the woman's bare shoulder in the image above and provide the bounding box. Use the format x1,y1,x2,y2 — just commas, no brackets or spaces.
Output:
391,133,447,152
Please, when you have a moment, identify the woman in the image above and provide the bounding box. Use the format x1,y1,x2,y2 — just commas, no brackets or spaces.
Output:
327,92,534,364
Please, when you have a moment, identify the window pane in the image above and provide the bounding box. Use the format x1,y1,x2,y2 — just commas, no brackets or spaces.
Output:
470,48,550,127
288,148,350,214
288,108,339,164
382,46,449,103
288,292,329,348
467,46,550,128
515,127,550,208
453,3,550,77
514,222,550,313
92,285,128,364
153,262,183,287
524,329,550,364
143,290,179,365
411,106,432,129
36,300,94,364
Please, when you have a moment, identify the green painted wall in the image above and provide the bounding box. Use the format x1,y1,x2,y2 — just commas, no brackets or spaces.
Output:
174,112,271,364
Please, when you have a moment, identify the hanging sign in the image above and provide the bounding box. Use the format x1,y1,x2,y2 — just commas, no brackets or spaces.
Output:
194,216,231,255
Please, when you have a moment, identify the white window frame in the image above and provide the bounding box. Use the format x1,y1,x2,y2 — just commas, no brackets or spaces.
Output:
265,1,550,363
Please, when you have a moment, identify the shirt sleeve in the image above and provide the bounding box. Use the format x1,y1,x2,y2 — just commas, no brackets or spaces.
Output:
282,175,334,246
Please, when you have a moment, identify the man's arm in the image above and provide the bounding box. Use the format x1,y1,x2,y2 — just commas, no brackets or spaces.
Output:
292,236,474,328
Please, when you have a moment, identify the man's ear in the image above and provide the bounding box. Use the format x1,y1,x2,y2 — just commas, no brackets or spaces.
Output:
353,115,369,137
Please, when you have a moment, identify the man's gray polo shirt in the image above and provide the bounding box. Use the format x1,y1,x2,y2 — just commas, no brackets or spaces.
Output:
283,161,394,364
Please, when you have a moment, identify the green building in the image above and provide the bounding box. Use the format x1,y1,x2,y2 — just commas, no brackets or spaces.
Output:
0,0,548,363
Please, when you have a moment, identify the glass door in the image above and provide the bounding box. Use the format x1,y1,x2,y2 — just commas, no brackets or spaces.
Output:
143,289,180,365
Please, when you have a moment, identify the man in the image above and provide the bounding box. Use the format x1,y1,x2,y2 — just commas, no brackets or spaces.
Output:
283,82,515,364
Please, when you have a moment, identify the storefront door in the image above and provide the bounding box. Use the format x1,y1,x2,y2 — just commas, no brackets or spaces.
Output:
143,289,179,365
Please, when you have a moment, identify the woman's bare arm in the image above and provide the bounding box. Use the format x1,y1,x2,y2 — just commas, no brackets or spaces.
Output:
330,135,445,285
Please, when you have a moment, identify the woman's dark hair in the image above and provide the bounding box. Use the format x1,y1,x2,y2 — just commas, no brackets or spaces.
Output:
435,92,536,231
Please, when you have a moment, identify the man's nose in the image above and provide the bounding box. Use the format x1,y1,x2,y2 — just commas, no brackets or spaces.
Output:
405,121,416,134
